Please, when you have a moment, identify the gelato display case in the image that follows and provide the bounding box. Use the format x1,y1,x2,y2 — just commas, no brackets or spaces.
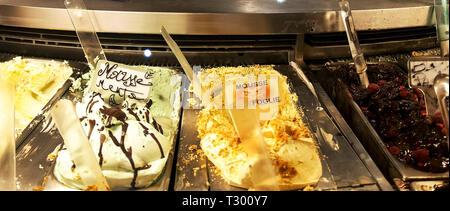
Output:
0,0,447,191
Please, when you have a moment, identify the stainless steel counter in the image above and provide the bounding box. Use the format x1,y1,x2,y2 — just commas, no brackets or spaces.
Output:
0,0,436,34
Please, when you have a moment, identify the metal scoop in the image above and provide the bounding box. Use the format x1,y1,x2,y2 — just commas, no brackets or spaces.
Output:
434,74,449,147
339,0,370,88
161,26,279,190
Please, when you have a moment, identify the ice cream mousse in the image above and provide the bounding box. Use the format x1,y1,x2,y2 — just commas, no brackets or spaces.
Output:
53,65,182,190
196,65,322,190
0,57,73,136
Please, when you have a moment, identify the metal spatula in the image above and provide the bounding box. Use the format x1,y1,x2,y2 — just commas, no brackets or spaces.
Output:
64,0,106,68
161,26,279,190
434,74,449,147
339,0,370,88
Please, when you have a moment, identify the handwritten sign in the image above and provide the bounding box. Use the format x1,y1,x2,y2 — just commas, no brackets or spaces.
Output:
408,58,449,87
91,60,153,105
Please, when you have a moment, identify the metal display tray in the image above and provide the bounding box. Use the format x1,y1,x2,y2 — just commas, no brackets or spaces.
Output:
310,62,449,187
0,54,84,148
14,58,182,191
173,64,392,191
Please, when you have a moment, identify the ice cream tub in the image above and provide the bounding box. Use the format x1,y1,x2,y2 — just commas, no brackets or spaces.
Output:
173,65,388,191
0,53,81,147
311,62,449,187
15,61,184,191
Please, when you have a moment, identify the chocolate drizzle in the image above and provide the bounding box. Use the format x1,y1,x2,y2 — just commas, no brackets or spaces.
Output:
146,99,153,108
150,133,165,159
145,110,150,124
88,100,99,113
88,119,96,140
98,134,106,167
86,93,101,114
80,95,164,189
108,125,143,189
127,108,141,121
152,117,164,135
100,106,127,122
139,122,165,159
79,116,87,122
102,107,151,189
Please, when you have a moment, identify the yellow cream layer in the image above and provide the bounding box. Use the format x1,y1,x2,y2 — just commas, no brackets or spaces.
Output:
196,65,322,190
0,57,73,135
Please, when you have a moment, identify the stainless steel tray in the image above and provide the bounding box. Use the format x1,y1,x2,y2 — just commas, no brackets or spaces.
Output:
14,60,183,191
0,53,86,148
311,62,449,185
173,65,392,191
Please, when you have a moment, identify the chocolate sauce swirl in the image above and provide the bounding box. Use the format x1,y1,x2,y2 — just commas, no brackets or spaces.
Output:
146,99,153,108
127,108,141,121
100,106,127,122
98,134,106,167
139,122,165,159
88,119,96,140
88,100,99,113
86,92,101,114
102,107,152,189
152,117,164,135
82,95,165,189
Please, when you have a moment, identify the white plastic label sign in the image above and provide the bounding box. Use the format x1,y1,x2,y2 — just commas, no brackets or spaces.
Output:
91,60,153,105
409,59,449,87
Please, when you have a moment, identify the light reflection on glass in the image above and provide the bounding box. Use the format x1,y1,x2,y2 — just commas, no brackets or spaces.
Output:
144,48,152,58
277,0,285,3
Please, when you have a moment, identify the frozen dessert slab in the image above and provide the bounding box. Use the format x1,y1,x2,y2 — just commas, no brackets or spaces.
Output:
0,56,73,139
52,65,182,190
196,65,322,190
14,60,183,191
174,65,387,191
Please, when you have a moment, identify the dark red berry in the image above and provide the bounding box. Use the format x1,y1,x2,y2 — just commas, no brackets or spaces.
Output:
441,128,448,135
413,87,423,96
389,146,400,156
421,110,427,116
419,100,426,108
436,123,444,128
411,148,430,162
432,112,443,124
399,90,410,98
367,83,380,94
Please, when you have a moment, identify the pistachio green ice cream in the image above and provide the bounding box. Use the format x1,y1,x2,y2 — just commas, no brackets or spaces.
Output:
53,66,181,190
